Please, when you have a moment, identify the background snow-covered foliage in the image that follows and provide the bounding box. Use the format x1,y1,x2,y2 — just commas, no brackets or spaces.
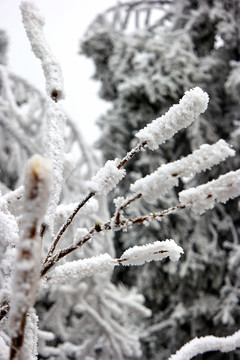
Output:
81,0,240,358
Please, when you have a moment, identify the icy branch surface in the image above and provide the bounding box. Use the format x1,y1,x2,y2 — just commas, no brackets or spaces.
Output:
136,87,209,150
88,159,126,195
20,2,64,101
179,169,240,214
19,309,38,360
43,240,183,284
44,254,116,284
131,140,235,202
169,329,240,360
44,99,66,230
120,239,183,266
8,155,53,357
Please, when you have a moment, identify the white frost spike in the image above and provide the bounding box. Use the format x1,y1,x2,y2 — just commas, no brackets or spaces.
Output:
179,169,240,214
120,239,183,266
88,159,126,195
44,254,116,284
169,329,240,360
136,87,209,150
8,155,53,350
20,2,64,100
131,140,235,202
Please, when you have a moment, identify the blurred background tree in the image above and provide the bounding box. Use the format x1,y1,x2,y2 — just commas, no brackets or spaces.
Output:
81,0,240,358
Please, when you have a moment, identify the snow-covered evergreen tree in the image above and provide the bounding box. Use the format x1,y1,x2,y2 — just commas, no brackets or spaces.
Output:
81,0,240,358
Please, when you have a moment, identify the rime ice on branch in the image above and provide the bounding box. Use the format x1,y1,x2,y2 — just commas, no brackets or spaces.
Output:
88,159,126,195
136,87,209,150
119,239,183,266
179,169,240,214
20,2,64,101
169,329,240,360
8,155,53,359
43,240,183,284
131,140,235,202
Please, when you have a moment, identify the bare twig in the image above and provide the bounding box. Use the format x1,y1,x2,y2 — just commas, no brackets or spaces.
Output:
43,191,96,265
43,141,147,263
41,204,185,277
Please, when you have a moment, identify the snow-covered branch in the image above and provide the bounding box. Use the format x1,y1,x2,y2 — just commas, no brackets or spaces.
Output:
136,87,209,150
131,140,235,202
20,2,64,101
169,329,240,360
43,239,183,284
179,169,240,214
8,155,53,359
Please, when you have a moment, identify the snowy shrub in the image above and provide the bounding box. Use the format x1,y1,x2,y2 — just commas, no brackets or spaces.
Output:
0,1,240,360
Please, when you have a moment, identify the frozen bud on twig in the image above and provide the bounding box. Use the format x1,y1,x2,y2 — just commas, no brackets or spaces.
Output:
131,140,235,202
119,239,183,266
20,2,64,101
179,169,240,214
88,159,126,195
8,155,53,359
136,87,209,150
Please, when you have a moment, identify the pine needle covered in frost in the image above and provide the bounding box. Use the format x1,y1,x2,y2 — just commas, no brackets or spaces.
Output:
179,169,240,214
131,140,235,202
136,87,209,150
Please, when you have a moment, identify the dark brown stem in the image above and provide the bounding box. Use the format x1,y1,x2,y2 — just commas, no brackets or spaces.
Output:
117,141,147,169
43,142,146,264
43,191,95,266
114,193,142,225
41,204,185,277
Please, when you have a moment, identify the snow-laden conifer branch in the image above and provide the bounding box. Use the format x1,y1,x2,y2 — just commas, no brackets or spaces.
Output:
136,87,209,150
169,329,240,360
179,169,240,214
43,240,183,284
8,155,53,360
131,140,235,202
20,2,64,101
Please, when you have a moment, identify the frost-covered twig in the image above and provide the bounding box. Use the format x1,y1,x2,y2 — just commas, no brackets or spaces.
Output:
41,204,185,276
169,329,240,360
43,239,183,284
136,87,209,150
20,2,67,238
43,99,67,234
20,2,64,101
179,169,240,214
43,87,208,259
131,140,235,202
43,191,95,265
8,155,52,359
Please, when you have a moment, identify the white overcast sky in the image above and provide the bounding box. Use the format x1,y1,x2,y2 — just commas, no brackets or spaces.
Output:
0,0,116,144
